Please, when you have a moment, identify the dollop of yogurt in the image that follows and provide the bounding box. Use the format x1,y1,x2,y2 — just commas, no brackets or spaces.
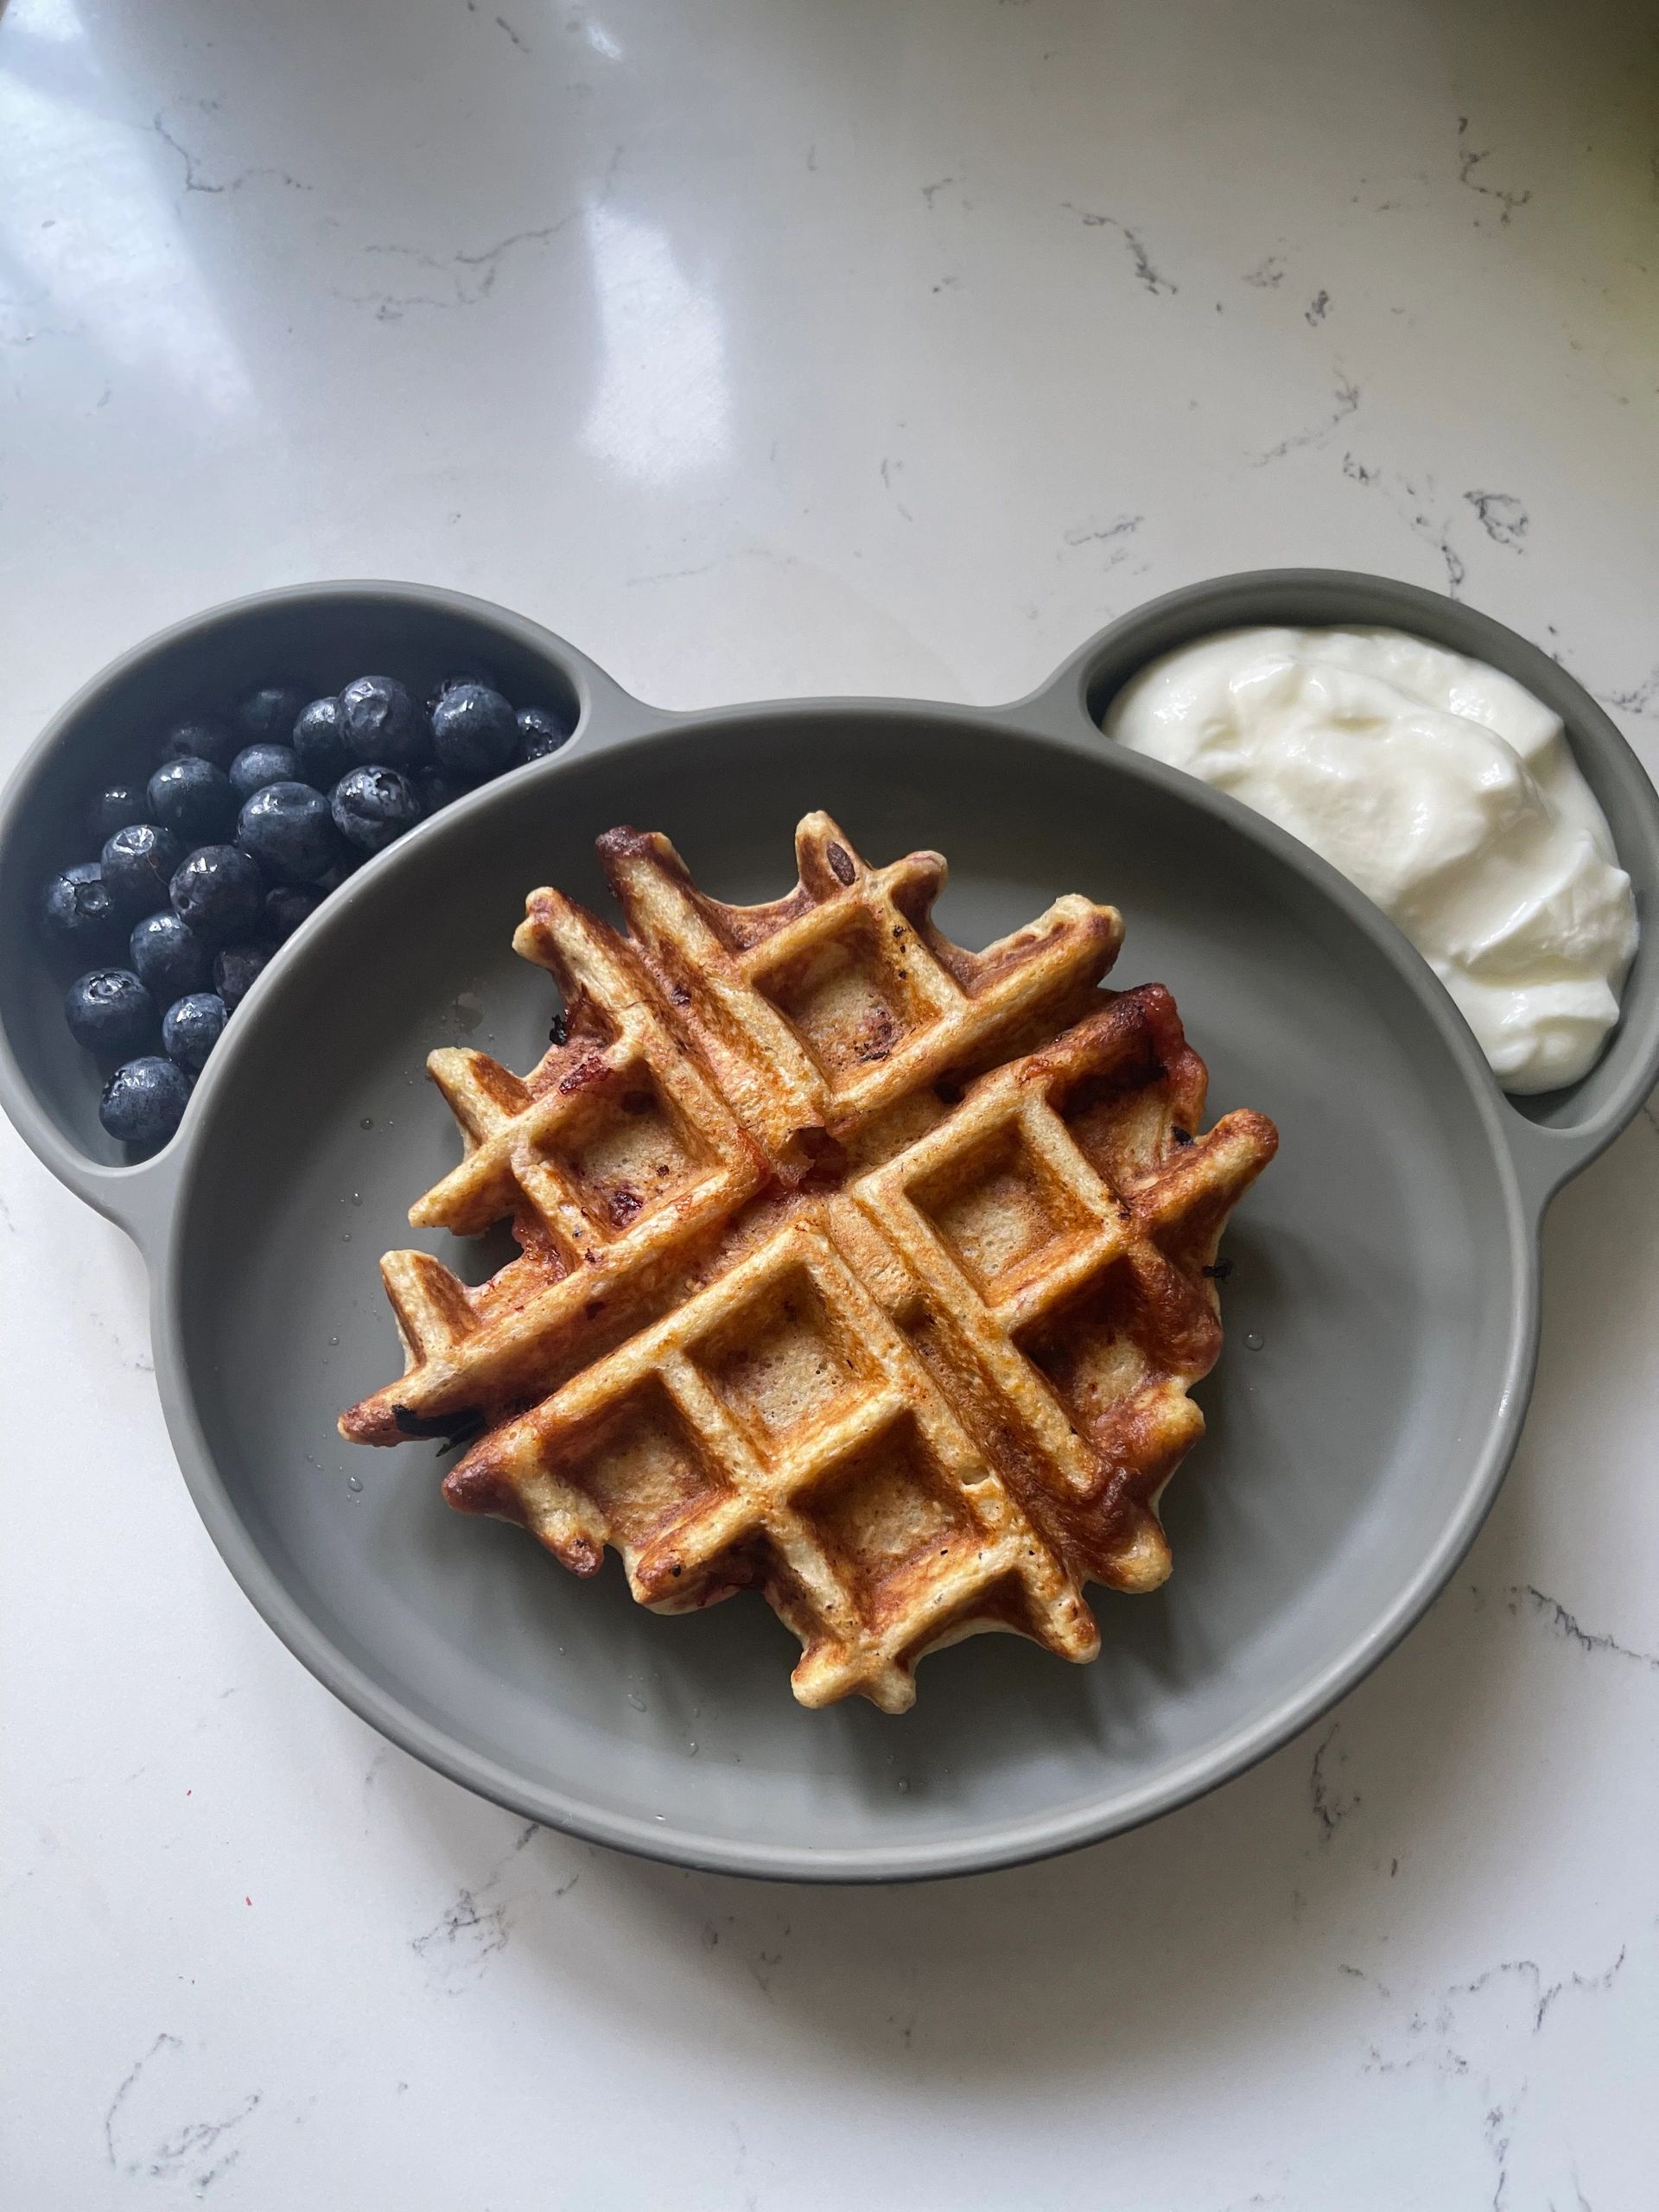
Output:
1104,626,1638,1092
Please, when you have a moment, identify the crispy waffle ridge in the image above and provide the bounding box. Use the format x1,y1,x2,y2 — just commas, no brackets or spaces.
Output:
340,813,1277,1711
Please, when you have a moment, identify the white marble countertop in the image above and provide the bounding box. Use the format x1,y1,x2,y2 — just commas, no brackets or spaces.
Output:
3,1,1656,2203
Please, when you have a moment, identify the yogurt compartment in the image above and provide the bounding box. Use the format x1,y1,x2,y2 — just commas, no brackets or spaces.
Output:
1103,626,1640,1092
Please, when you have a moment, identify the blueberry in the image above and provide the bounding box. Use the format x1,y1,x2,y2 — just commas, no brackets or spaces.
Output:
431,683,518,779
426,666,497,713
229,743,301,804
213,942,273,1011
264,884,324,941
413,766,461,817
99,1055,191,1147
88,785,145,845
65,968,156,1059
330,766,422,854
101,823,184,920
340,675,425,769
163,990,228,1073
162,991,228,1074
169,843,264,944
236,683,308,745
146,757,236,843
130,911,210,1001
41,862,124,959
161,715,238,768
237,781,339,883
292,696,351,787
516,704,571,764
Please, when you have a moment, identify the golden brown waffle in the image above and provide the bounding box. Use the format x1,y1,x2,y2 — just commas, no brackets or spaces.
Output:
340,815,1276,1711
341,813,1123,1446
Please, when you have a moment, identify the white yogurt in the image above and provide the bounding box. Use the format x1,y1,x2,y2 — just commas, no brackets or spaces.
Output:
1103,626,1638,1092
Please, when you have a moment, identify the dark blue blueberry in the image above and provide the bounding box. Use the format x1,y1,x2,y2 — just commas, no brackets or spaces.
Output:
169,843,264,944
130,911,210,1001
228,743,301,804
413,766,462,817
330,766,422,854
101,823,184,920
65,968,156,1060
146,757,236,844
41,862,124,959
161,715,238,768
292,696,351,786
426,666,497,713
213,942,273,1011
162,992,227,1073
99,1055,191,1147
340,675,425,769
431,683,518,779
264,884,324,942
236,683,308,745
88,785,145,845
515,704,571,764
314,855,360,893
237,780,339,883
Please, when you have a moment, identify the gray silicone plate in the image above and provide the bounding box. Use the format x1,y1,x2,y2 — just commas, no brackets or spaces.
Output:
3,571,1656,1883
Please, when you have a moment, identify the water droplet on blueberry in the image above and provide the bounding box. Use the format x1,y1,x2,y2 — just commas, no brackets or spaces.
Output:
292,696,351,786
340,675,426,770
102,823,184,920
330,766,421,853
515,704,572,764
41,863,124,960
238,781,340,884
147,758,236,843
130,912,211,1002
228,744,300,804
169,844,264,945
66,968,156,1059
162,991,227,1074
431,683,517,779
99,1055,190,1146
